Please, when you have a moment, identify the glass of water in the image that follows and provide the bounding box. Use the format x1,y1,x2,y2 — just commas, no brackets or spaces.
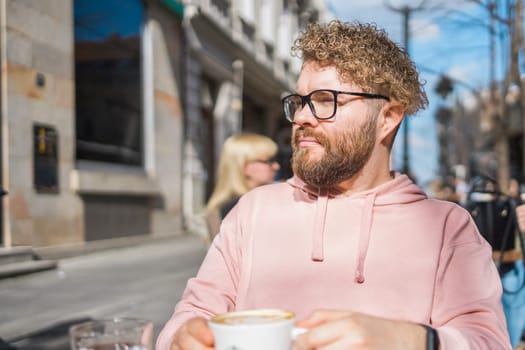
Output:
69,318,153,350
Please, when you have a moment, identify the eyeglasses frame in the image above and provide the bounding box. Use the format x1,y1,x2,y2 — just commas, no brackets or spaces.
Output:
282,89,390,122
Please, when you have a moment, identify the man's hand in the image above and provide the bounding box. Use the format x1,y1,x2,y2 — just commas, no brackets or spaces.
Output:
516,204,525,233
169,317,214,350
293,310,427,350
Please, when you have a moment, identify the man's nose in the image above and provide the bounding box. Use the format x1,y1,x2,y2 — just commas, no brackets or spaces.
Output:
292,103,319,127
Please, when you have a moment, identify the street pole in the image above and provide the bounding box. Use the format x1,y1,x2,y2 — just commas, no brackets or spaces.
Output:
516,0,525,185
402,7,410,175
385,0,426,177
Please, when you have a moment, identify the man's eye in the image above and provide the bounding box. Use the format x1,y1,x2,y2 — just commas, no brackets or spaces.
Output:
312,94,334,104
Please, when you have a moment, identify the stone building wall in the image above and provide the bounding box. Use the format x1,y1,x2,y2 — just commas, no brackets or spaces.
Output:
4,0,82,246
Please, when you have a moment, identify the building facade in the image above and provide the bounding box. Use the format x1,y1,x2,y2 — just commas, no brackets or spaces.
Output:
0,0,328,248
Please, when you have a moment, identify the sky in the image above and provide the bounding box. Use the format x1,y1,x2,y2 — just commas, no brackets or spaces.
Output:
326,0,500,186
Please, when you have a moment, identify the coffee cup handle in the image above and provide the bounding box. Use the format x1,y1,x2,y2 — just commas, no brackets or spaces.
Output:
291,327,307,340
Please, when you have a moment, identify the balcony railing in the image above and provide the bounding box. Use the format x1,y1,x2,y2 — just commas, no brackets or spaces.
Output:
209,0,230,18
190,0,310,82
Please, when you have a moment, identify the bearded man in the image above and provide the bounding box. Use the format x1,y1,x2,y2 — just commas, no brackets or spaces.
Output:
157,21,511,350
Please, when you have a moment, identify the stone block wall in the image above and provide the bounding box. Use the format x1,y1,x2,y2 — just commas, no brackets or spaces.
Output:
5,0,83,246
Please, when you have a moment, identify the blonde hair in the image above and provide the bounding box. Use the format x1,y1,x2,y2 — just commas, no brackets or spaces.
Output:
292,20,428,115
206,133,278,213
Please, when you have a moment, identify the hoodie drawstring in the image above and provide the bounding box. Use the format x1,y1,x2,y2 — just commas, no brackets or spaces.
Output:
354,192,376,284
311,189,328,261
287,174,425,284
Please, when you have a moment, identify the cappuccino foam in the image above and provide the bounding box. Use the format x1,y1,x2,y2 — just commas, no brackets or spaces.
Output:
213,314,292,325
212,311,294,326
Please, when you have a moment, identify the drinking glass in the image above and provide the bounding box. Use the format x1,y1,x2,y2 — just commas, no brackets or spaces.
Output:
69,318,153,350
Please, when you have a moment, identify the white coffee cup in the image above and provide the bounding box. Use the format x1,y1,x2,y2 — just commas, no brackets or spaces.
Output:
208,309,304,350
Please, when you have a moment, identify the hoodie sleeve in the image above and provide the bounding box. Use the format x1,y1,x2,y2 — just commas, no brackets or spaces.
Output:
432,205,511,350
155,207,244,350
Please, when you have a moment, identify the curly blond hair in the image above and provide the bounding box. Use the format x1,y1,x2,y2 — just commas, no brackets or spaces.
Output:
292,20,428,115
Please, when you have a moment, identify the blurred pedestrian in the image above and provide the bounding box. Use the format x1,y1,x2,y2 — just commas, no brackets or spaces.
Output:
510,178,525,349
205,133,279,240
465,175,525,349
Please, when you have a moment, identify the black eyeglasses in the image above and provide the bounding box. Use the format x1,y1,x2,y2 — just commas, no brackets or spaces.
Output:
282,89,390,122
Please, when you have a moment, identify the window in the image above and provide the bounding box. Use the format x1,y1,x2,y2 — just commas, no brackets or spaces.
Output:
74,0,144,166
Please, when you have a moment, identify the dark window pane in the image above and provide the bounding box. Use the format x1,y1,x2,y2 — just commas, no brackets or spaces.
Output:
33,124,59,193
74,0,144,166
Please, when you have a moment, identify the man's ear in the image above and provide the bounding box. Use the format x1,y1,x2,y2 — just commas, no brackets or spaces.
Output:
379,102,405,144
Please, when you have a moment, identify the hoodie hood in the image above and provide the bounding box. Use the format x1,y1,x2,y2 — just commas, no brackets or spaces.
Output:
286,174,427,283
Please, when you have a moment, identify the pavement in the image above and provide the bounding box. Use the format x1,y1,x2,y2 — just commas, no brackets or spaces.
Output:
0,234,208,349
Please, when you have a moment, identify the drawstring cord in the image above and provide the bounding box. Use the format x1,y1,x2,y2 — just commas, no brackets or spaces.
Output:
311,189,328,261
355,193,376,283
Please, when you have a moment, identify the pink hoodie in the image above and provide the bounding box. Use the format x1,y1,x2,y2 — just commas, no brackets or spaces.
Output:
157,174,511,349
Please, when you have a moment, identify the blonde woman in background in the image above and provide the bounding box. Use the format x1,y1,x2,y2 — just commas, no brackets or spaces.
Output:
206,133,280,240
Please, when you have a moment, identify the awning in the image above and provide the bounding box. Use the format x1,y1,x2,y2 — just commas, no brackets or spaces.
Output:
159,0,184,17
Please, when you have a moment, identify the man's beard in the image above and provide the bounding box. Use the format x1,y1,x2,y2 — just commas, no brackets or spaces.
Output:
291,118,376,189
